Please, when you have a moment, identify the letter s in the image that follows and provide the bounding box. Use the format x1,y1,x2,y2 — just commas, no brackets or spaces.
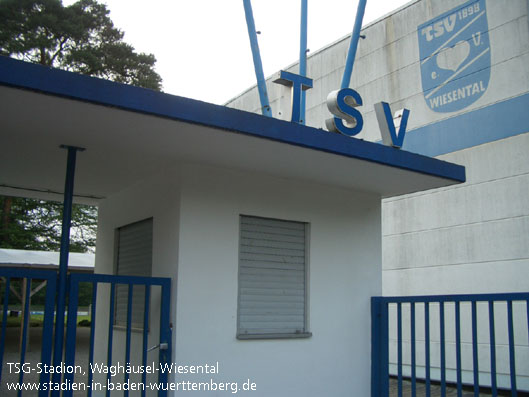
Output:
325,88,364,136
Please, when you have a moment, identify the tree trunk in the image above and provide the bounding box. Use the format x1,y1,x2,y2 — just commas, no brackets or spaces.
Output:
0,196,12,245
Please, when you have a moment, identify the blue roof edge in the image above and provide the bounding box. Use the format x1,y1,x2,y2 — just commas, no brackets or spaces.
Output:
0,56,465,184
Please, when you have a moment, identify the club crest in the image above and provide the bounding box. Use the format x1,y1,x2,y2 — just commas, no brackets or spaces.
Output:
417,0,490,113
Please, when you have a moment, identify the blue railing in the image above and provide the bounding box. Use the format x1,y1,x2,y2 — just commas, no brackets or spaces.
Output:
372,292,529,397
0,268,171,396
64,273,172,397
0,267,57,397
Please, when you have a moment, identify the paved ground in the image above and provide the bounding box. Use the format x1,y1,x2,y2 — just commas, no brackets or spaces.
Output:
2,328,524,396
1,326,90,396
388,377,528,396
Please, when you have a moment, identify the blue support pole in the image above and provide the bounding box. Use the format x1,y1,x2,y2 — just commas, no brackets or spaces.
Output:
243,0,272,117
341,0,367,89
299,0,308,124
51,145,84,395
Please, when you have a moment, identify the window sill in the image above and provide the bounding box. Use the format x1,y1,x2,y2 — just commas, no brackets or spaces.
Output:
237,332,312,340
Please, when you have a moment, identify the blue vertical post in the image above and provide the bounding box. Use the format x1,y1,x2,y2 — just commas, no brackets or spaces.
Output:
52,145,84,394
425,303,431,397
471,301,479,397
488,300,497,396
63,276,80,397
87,282,98,397
507,300,518,395
456,302,463,397
440,302,446,396
341,0,367,89
299,0,308,124
411,302,416,397
397,303,402,397
371,297,389,396
243,0,272,117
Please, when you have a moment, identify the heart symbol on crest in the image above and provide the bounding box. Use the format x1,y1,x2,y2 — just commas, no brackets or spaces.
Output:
436,40,470,72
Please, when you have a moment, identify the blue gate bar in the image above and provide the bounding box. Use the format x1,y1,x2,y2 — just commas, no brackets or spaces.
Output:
411,302,416,397
87,282,98,397
397,302,402,397
159,278,172,397
455,301,463,397
471,301,479,396
370,297,389,397
488,300,497,396
18,278,32,395
0,277,10,383
64,276,81,397
341,0,367,89
39,274,57,397
106,283,116,397
507,300,517,395
242,0,272,117
141,285,151,397
124,284,134,397
299,0,308,124
425,302,431,397
377,292,529,303
440,302,446,397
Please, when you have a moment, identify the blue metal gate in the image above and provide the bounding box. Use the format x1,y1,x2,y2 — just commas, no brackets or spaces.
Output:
372,292,529,397
63,273,172,397
0,268,171,396
0,267,57,397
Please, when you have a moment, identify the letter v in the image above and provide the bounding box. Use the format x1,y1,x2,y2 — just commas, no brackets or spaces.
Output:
374,102,410,148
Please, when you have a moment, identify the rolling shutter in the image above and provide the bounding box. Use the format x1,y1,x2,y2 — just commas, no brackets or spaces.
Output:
115,218,153,328
238,215,308,337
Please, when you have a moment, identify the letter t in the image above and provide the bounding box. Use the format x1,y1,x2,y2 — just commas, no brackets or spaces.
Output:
273,70,313,123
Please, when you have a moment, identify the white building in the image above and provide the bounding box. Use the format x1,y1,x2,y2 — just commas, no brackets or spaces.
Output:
0,51,463,395
227,0,529,390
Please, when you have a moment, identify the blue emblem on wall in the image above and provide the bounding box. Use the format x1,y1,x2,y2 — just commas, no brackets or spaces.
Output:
417,0,490,113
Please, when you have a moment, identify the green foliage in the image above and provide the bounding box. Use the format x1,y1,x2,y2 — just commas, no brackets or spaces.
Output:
0,0,162,90
0,196,97,253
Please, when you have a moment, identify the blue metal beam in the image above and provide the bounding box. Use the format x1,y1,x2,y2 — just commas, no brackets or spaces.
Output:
341,0,367,89
299,0,308,124
243,0,272,117
51,145,84,396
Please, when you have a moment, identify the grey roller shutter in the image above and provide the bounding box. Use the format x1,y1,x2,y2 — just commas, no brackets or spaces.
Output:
238,216,308,337
115,218,153,328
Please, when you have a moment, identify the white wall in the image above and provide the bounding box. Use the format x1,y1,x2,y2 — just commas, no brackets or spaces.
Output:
94,163,382,396
174,164,381,396
92,167,181,395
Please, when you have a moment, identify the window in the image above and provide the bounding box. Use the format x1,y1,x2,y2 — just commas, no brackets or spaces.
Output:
237,215,310,339
114,218,153,328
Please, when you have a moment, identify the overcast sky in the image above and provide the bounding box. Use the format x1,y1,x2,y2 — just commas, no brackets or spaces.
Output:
66,0,412,104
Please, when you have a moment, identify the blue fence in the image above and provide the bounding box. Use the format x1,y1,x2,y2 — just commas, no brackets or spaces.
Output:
372,292,529,397
0,268,172,396
0,268,57,397
63,273,172,397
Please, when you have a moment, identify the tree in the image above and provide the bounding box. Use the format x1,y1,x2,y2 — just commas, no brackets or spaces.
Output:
0,196,97,253
0,0,162,90
0,0,164,254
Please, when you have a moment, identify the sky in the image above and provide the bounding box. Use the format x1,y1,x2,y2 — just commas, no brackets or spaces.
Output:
66,0,412,104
